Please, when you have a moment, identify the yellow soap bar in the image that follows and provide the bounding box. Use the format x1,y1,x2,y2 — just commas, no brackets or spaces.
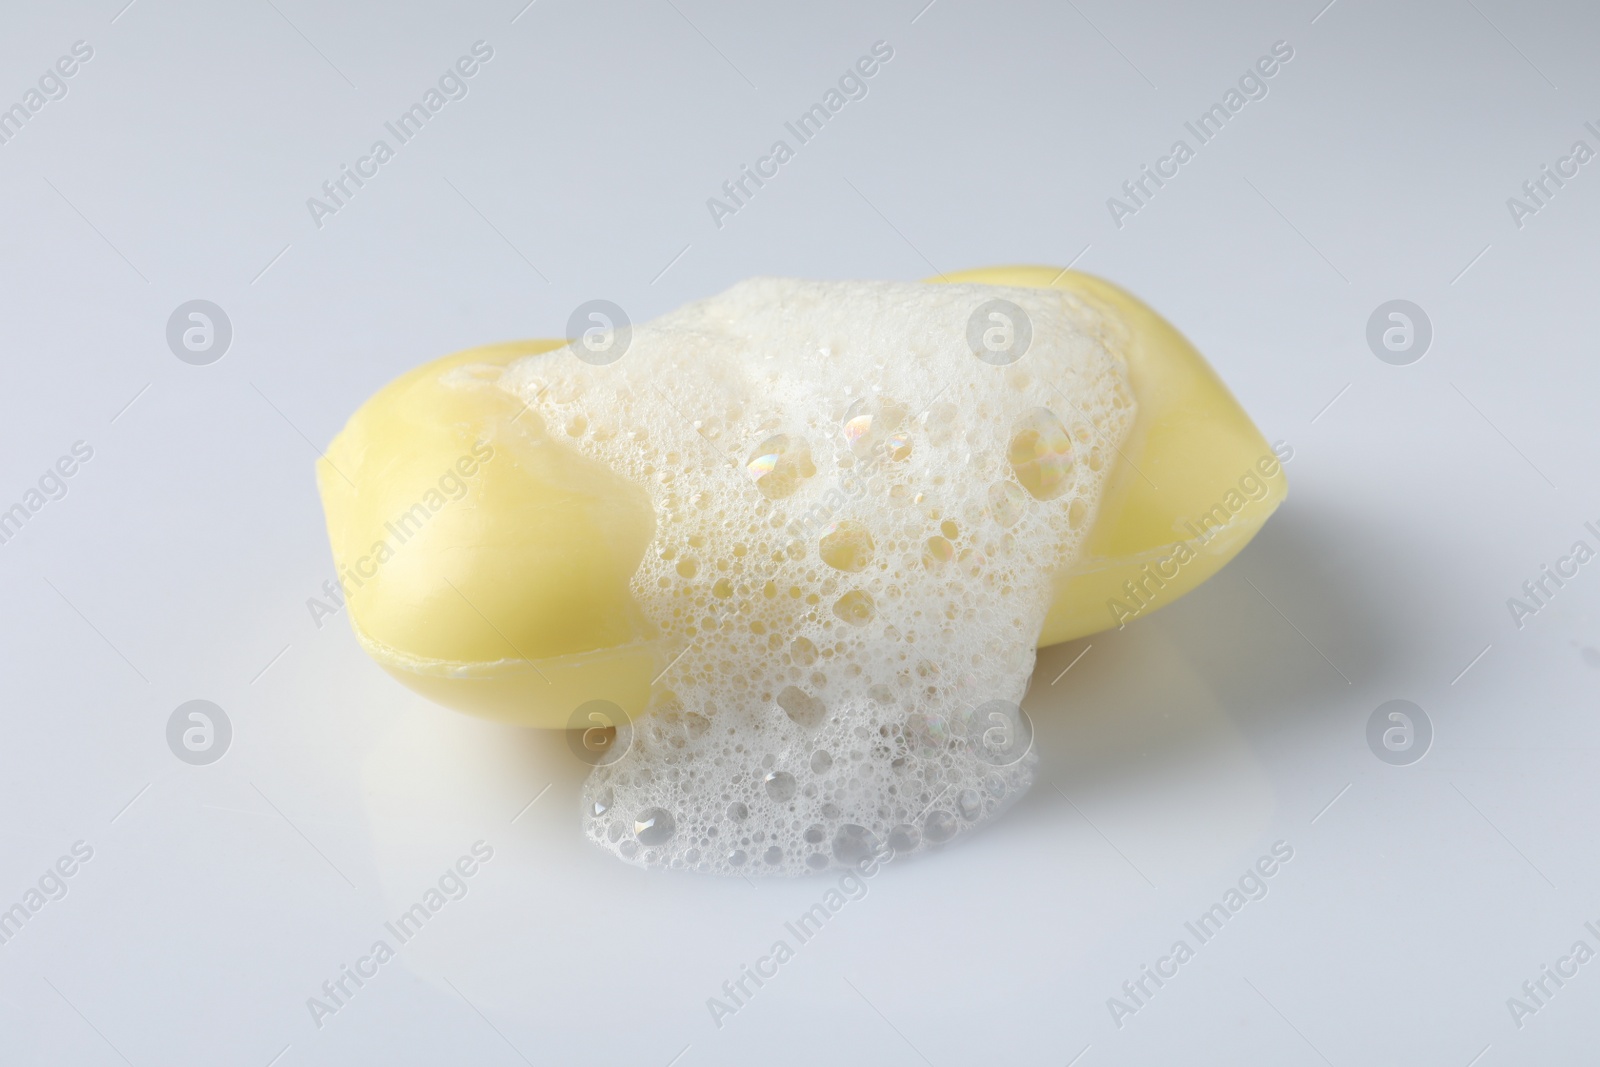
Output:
317,270,1284,727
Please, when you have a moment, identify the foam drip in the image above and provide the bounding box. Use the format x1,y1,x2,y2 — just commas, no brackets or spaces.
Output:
501,278,1134,875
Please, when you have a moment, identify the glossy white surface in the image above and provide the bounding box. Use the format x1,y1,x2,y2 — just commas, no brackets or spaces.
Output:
1,1,1595,1063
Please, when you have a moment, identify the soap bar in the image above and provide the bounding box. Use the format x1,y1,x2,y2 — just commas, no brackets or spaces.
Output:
316,270,1284,729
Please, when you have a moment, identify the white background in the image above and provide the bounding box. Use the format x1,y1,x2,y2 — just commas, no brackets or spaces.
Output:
1,0,1597,1063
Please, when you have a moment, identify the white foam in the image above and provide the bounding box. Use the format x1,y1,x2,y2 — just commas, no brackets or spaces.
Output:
502,277,1135,875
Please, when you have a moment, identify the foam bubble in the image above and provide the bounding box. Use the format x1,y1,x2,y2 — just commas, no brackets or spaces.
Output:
500,278,1134,875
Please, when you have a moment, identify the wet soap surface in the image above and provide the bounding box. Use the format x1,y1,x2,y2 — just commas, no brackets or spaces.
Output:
498,278,1134,874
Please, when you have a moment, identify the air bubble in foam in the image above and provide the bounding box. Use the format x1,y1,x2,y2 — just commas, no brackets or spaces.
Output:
498,277,1135,876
